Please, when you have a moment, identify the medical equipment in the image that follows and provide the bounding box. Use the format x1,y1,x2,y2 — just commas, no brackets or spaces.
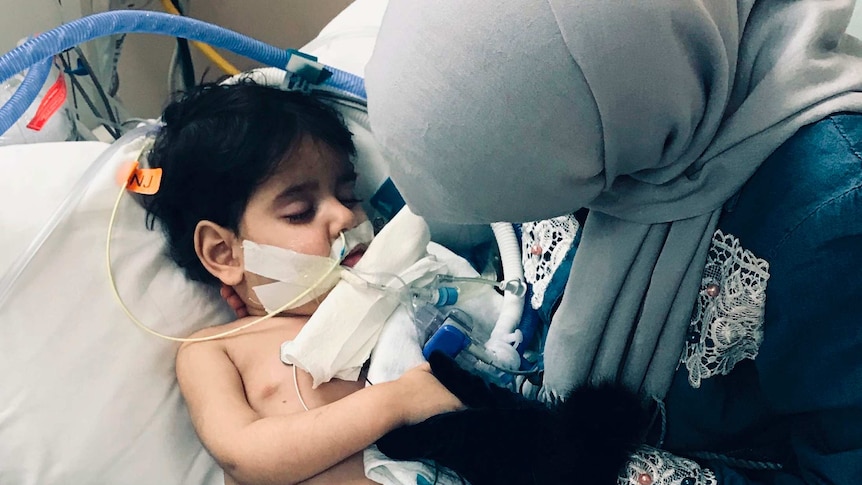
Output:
242,221,375,313
0,57,74,146
415,279,542,385
0,10,366,136
159,0,240,76
0,8,531,367
0,56,53,139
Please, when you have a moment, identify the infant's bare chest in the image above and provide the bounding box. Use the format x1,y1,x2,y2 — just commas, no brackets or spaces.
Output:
224,325,363,416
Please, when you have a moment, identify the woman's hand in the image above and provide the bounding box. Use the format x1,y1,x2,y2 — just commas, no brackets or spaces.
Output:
391,362,465,426
220,284,248,318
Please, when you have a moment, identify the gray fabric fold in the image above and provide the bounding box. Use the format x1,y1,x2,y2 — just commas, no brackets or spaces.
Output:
365,0,862,399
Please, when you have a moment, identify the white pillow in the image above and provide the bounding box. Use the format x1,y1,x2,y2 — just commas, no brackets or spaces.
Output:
0,133,229,485
302,0,390,76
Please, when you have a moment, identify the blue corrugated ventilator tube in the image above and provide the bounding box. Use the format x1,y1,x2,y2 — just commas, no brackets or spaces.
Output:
0,10,367,135
0,56,53,136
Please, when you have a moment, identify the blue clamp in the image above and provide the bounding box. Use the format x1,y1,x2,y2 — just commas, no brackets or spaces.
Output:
64,58,88,76
283,49,331,86
422,323,471,360
422,309,473,360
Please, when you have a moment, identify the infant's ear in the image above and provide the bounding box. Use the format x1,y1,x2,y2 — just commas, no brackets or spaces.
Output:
194,220,243,286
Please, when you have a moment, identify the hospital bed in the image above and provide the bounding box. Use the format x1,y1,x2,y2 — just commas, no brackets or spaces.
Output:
0,1,538,483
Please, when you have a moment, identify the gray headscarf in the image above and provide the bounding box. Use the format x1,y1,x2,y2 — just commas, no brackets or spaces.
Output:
365,0,862,400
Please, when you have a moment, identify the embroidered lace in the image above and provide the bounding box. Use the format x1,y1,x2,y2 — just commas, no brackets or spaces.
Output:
618,446,717,485
683,230,770,388
520,214,580,310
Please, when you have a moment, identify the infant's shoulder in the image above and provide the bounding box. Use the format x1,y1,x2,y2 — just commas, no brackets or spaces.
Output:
179,314,307,347
178,316,261,352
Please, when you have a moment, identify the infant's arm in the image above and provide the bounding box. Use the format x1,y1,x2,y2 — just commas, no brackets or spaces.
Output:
176,342,461,485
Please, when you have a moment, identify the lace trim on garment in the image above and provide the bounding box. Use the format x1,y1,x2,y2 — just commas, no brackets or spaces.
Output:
683,230,770,388
520,214,580,310
618,446,717,485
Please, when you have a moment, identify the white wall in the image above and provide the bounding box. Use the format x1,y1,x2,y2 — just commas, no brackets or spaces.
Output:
849,2,862,39
0,0,58,51
115,0,352,118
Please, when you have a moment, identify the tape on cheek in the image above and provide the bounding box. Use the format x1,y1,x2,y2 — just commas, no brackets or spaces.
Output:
242,240,339,282
251,271,342,312
330,220,375,260
242,240,344,312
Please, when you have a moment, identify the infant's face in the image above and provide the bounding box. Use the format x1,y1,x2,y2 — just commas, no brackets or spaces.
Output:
237,135,367,314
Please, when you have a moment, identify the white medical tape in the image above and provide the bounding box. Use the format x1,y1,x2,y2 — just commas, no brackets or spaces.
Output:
330,220,375,259
243,240,339,283
242,221,376,312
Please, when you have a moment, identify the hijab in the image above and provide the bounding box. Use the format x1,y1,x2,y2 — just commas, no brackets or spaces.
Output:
365,0,862,399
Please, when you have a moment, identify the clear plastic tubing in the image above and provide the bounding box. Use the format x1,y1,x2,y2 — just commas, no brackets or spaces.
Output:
0,122,158,309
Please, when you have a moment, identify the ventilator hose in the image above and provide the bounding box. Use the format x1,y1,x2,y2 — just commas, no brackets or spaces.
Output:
484,222,526,371
0,57,52,137
490,222,525,337
0,10,366,134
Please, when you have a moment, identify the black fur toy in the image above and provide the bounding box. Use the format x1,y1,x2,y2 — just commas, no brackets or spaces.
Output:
377,352,648,485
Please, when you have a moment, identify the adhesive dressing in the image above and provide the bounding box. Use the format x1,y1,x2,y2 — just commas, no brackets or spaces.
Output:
243,220,375,312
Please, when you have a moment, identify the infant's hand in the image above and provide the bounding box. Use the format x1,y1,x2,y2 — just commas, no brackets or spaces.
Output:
393,362,465,426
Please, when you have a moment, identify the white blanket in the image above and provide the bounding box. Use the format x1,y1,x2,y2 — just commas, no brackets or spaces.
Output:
363,242,497,485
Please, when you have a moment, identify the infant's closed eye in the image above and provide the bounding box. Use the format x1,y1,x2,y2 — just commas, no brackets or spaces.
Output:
282,202,314,223
339,197,364,209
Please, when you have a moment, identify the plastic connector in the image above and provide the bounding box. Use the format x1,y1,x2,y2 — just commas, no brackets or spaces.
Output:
421,309,473,360
412,303,447,341
499,278,527,297
422,324,471,360
284,49,331,85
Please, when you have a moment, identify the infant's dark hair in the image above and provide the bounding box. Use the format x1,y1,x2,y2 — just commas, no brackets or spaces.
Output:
143,80,356,285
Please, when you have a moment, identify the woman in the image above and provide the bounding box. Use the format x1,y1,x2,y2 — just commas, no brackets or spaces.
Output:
364,0,862,483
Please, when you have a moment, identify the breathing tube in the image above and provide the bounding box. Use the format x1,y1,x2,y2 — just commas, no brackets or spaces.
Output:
0,10,366,134
484,222,526,370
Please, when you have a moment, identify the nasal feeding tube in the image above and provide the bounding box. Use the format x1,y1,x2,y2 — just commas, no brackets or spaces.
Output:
0,11,533,361
108,168,503,348
105,144,526,365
